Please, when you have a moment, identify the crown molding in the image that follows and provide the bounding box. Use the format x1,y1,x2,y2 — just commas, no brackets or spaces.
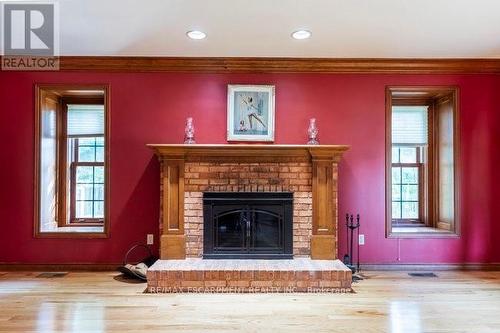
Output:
60,57,500,73
2,56,500,73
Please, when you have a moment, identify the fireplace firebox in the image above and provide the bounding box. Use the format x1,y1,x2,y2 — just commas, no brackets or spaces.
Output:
203,192,293,259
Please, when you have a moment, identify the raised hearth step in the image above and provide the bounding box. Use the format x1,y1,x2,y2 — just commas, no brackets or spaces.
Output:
147,258,352,293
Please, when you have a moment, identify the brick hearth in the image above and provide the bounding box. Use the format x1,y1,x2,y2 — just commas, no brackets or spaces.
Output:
147,259,352,292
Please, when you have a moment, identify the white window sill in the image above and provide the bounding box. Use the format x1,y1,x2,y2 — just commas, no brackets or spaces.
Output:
388,226,459,238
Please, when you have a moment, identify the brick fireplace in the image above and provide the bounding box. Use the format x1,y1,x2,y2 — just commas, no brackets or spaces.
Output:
147,144,350,292
148,144,348,260
185,162,312,257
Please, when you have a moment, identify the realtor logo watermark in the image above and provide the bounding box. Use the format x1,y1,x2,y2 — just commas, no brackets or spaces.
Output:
148,286,353,294
1,1,59,70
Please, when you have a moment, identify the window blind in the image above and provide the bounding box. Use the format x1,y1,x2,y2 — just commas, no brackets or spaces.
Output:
67,105,104,136
392,106,428,145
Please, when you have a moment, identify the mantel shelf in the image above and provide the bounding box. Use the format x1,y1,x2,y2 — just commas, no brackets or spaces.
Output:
147,144,349,163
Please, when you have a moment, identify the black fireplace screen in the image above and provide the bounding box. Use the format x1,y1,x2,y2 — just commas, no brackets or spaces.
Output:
203,192,293,259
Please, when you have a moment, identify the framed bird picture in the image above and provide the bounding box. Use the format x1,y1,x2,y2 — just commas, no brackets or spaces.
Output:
227,84,275,142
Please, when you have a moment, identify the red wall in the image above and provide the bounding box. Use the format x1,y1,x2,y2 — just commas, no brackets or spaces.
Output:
1,71,499,264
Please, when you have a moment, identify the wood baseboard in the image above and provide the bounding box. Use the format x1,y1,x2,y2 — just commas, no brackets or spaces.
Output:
3,262,499,272
0,263,121,271
360,263,500,271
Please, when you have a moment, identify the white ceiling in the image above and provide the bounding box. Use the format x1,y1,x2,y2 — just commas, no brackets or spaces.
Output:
55,0,500,57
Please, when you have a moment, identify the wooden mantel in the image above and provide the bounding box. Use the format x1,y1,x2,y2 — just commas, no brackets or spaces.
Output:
148,144,349,163
148,144,349,260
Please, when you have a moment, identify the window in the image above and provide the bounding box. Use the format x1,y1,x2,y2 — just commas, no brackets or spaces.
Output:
386,87,459,237
68,105,105,224
35,85,109,237
392,146,424,223
71,135,105,223
391,106,427,225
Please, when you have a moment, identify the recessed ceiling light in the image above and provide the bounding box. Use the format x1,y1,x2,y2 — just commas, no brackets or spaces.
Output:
186,30,207,40
291,30,312,40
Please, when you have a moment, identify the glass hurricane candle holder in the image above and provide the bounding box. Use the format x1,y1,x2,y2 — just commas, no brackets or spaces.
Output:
184,117,195,144
307,118,319,145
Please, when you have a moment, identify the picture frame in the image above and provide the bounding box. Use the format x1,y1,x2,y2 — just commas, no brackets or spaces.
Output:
227,84,275,142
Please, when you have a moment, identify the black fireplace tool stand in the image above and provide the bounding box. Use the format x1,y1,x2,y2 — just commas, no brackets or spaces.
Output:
342,213,364,282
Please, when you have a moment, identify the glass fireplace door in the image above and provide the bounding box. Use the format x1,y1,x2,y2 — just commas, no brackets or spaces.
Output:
203,192,293,259
251,208,282,252
214,209,248,252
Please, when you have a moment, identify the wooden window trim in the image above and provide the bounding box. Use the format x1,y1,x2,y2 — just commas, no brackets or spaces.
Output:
34,84,110,238
386,86,460,238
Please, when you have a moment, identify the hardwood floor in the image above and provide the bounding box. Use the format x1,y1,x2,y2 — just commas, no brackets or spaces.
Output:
1,270,499,332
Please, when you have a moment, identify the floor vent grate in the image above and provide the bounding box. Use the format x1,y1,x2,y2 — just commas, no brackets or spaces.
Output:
408,272,437,277
36,272,68,278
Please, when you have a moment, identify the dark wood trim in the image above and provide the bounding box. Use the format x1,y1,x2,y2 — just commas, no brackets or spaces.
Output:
70,157,76,221
360,263,500,271
34,84,111,238
4,56,500,73
66,222,104,227
57,99,67,227
103,85,111,238
34,87,41,237
148,144,349,164
62,96,105,105
392,98,435,106
385,86,460,238
452,89,461,236
427,104,435,228
0,263,121,271
385,88,393,238
32,232,110,239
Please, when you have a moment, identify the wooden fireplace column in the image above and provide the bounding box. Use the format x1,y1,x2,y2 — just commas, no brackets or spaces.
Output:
309,149,342,259
150,144,349,260
160,155,186,259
